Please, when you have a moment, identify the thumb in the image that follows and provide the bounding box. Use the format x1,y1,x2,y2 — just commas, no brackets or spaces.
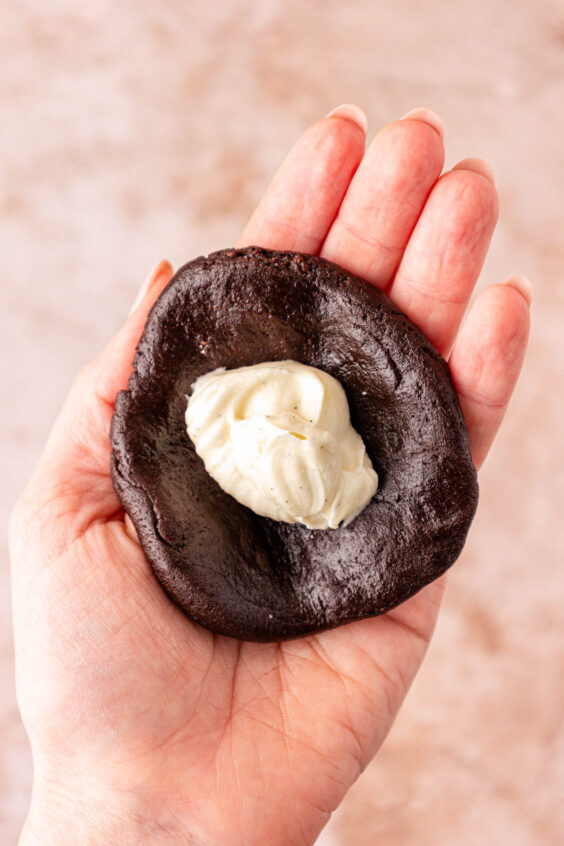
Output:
10,261,175,612
13,261,175,545
43,259,175,474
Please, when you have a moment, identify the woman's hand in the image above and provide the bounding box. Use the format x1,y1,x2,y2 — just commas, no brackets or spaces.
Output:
10,105,530,846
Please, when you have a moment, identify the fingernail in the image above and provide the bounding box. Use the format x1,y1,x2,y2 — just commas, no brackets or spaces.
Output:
505,274,532,307
129,259,172,315
400,107,445,140
452,157,495,184
326,103,368,134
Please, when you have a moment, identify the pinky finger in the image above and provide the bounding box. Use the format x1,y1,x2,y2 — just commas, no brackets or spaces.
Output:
449,277,531,470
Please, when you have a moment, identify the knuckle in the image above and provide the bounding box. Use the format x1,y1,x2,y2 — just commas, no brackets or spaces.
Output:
441,167,498,212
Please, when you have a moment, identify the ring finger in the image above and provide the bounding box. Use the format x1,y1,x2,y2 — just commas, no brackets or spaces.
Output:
390,158,499,356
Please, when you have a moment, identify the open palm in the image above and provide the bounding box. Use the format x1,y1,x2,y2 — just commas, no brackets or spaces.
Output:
10,106,530,846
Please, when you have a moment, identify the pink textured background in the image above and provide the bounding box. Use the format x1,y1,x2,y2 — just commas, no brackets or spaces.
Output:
1,2,563,843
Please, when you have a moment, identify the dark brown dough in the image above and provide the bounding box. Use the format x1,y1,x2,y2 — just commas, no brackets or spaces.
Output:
110,247,478,641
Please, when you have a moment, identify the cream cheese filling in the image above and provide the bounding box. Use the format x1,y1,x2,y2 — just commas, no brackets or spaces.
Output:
185,361,378,530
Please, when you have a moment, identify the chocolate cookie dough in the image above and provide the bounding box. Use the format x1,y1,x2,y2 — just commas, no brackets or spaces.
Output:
110,247,478,641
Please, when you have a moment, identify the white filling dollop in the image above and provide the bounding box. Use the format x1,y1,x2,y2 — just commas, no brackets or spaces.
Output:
185,361,378,530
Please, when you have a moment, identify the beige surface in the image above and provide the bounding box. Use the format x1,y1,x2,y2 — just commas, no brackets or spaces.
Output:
1,1,563,843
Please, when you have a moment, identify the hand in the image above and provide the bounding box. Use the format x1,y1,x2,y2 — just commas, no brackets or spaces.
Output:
10,105,530,846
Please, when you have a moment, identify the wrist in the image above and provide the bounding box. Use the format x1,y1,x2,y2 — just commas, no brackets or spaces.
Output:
20,773,199,846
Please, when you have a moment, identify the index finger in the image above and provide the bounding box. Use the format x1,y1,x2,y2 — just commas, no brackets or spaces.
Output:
236,105,367,253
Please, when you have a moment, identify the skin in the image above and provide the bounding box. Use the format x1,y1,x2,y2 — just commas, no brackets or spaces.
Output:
10,105,531,846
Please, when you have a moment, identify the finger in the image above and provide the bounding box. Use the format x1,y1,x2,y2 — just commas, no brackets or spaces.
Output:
390,159,498,356
449,277,531,469
89,259,175,407
320,108,445,288
41,260,174,474
236,104,367,253
15,260,176,549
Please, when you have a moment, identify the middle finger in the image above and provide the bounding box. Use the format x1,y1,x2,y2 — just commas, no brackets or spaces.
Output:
320,109,445,288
